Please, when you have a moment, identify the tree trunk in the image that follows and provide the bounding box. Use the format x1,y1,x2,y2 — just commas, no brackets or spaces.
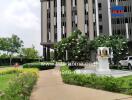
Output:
9,53,13,66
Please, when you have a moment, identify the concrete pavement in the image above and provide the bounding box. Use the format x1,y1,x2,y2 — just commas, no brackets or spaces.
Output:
30,68,132,100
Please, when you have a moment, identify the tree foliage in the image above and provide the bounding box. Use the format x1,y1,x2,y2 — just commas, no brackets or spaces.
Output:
21,46,39,59
10,34,23,54
0,34,23,54
55,30,128,63
90,35,128,63
0,35,23,65
55,30,91,61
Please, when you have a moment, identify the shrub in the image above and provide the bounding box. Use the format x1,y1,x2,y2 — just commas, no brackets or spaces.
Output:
0,68,38,100
0,68,38,75
0,68,23,75
23,62,55,70
0,58,41,66
61,66,132,95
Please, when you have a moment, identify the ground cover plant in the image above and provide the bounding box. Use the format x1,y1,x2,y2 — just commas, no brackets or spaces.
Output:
0,68,38,100
61,66,132,95
0,74,16,91
23,62,55,70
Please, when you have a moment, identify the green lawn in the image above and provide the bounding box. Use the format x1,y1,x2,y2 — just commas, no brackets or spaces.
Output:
0,74,16,91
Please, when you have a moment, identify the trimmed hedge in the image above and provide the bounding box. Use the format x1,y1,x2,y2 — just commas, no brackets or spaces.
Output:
23,62,55,70
61,66,132,95
0,58,41,66
0,68,38,100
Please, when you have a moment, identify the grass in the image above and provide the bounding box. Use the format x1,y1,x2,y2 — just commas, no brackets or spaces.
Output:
0,68,38,100
0,74,16,91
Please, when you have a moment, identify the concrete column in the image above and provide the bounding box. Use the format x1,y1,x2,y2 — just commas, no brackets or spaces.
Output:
41,1,47,43
107,0,112,36
50,0,54,42
66,0,72,37
47,46,50,61
77,0,85,35
54,49,57,60
43,46,47,61
88,0,94,40
126,23,129,39
95,0,99,37
57,0,62,42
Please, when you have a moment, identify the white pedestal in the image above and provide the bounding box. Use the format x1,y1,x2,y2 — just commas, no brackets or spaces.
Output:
96,57,111,74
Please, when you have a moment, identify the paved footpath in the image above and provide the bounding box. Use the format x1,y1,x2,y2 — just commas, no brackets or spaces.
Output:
30,67,132,100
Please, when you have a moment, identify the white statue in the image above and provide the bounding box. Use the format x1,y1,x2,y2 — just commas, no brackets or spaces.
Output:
96,47,111,74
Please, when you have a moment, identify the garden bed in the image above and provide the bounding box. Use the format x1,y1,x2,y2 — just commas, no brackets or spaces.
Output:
61,66,132,95
0,68,38,100
23,62,55,70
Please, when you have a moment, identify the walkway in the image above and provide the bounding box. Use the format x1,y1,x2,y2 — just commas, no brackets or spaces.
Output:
30,67,132,100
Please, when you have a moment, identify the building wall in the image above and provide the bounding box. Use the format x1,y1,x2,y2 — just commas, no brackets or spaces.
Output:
88,0,94,40
41,0,132,45
41,0,96,45
98,0,109,36
77,0,85,35
41,0,48,44
111,0,132,40
50,0,55,42
66,0,72,37
40,0,132,60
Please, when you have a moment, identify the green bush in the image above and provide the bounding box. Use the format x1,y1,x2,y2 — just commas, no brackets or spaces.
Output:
0,58,41,66
0,68,38,100
61,66,132,95
23,62,55,70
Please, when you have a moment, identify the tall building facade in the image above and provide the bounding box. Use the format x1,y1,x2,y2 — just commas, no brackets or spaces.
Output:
111,0,132,39
40,0,132,60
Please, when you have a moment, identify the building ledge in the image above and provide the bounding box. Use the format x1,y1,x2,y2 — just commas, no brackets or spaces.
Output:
40,42,56,47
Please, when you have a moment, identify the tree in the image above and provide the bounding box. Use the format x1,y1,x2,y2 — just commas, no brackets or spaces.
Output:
55,29,128,63
90,35,128,64
21,46,39,59
9,35,23,65
9,34,23,54
0,35,23,54
0,35,23,65
0,37,10,54
55,30,91,61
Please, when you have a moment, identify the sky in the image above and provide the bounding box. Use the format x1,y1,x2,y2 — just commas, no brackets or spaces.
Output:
0,0,42,55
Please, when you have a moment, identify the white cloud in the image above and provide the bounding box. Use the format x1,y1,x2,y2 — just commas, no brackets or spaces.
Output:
0,0,42,55
4,0,40,30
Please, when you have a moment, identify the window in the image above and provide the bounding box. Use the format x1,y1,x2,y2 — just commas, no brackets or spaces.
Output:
99,25,103,33
99,14,102,22
98,3,102,10
129,57,132,60
72,0,77,7
125,18,128,23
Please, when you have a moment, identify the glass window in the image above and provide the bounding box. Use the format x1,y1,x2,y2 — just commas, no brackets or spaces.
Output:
129,57,132,60
98,3,102,10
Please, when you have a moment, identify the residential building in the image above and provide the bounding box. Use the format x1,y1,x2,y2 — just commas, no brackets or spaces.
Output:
40,0,132,60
